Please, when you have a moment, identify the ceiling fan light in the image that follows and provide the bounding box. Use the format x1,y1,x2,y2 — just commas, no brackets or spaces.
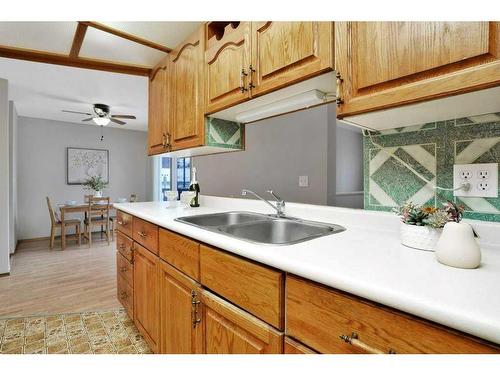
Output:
93,117,111,126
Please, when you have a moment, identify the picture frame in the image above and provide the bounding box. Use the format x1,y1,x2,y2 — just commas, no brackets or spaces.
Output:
66,147,109,185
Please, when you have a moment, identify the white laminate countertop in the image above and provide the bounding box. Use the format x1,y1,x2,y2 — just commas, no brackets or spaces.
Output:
114,196,500,345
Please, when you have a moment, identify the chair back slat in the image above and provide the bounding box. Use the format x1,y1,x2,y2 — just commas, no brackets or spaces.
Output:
46,197,59,224
87,197,111,226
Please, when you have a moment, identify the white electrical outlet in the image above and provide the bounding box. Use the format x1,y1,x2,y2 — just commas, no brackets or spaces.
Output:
299,175,309,187
453,163,498,198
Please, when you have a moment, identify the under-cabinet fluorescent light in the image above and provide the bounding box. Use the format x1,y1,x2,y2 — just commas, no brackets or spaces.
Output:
93,117,110,126
235,89,327,123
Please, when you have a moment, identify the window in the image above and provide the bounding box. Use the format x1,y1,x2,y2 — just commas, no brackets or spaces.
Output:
156,156,191,201
176,157,191,191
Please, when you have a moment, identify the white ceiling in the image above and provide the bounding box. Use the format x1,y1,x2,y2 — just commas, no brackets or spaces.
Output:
0,57,149,131
0,21,202,66
0,21,204,131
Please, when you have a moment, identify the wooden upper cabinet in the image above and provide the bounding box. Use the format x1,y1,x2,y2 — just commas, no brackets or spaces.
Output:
170,27,205,150
148,56,169,156
250,22,334,96
159,261,203,354
133,243,160,353
336,22,500,117
205,22,252,113
202,290,283,354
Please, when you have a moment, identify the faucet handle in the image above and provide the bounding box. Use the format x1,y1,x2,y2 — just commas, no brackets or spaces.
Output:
267,190,284,204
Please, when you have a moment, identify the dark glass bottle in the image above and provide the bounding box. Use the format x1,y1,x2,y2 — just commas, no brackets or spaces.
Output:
189,167,200,207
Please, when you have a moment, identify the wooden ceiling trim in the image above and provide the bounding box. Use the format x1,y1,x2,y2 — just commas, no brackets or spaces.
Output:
0,45,151,76
69,23,88,58
80,21,172,53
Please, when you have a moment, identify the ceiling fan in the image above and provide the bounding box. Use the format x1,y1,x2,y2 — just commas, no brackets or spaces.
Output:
62,103,136,126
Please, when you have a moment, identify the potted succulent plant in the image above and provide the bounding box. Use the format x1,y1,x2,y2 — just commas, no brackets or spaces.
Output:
83,175,108,198
394,201,464,251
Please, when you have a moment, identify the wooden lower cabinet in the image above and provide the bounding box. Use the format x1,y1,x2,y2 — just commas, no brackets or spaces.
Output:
202,290,283,354
286,275,500,354
133,243,160,353
159,261,203,354
284,337,317,354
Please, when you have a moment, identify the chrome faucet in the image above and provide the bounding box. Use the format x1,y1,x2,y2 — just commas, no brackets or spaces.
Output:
241,189,286,217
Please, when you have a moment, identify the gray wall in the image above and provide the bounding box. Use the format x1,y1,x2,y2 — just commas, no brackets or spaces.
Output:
17,117,151,239
8,101,18,254
194,103,363,207
333,122,364,208
0,79,9,274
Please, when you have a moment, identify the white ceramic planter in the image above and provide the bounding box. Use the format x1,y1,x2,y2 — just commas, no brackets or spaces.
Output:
94,190,103,198
400,222,442,251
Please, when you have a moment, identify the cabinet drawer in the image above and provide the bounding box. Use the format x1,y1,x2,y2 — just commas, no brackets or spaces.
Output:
116,231,134,262
117,273,134,320
286,275,500,354
133,217,158,254
159,229,200,281
116,210,133,237
200,245,284,329
116,252,133,287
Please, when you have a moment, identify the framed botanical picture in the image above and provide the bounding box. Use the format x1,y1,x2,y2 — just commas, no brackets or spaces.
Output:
67,147,109,185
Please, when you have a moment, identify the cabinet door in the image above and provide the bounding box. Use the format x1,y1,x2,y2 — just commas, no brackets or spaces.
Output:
336,22,500,117
250,22,334,96
133,243,160,352
284,337,317,354
159,261,203,354
205,22,252,113
202,290,283,354
170,27,205,151
148,56,169,156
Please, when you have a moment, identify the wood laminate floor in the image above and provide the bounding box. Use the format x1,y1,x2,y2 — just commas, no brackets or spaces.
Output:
0,235,122,318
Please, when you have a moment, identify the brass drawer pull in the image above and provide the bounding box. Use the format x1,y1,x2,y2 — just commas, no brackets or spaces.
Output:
137,231,147,238
335,72,344,105
340,333,396,354
240,67,248,93
120,291,127,299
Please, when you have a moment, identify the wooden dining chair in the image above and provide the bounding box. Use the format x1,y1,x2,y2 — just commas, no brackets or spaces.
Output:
46,197,81,249
83,196,111,248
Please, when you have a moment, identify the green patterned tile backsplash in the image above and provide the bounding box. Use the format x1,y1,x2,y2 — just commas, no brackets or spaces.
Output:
363,113,500,222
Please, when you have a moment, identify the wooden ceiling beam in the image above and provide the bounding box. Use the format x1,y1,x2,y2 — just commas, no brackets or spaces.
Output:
0,45,151,76
69,22,88,58
80,21,172,53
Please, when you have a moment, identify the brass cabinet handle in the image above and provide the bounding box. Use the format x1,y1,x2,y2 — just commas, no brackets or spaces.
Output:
191,290,201,328
240,68,248,93
117,221,124,225
120,291,127,299
248,64,256,90
166,133,171,150
340,333,396,354
137,231,147,238
336,72,344,105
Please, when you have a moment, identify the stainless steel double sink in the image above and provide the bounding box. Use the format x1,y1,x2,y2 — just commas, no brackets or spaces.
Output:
175,211,345,245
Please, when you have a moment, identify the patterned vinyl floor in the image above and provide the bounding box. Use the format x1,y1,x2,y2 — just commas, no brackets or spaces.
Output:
0,309,151,354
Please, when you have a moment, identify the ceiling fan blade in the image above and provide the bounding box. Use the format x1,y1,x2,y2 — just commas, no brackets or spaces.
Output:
62,110,93,116
82,117,94,122
111,115,136,119
109,118,126,125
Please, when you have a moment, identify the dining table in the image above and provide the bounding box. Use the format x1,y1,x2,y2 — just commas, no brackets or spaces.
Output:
57,202,115,250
